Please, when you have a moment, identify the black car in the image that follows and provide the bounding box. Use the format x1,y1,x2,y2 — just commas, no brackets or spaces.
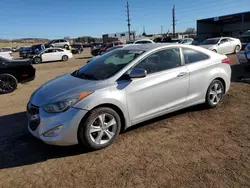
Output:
0,56,36,94
71,44,84,54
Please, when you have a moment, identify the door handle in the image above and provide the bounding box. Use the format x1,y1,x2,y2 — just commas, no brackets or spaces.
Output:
177,72,187,77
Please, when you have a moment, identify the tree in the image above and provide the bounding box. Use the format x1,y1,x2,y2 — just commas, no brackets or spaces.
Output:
184,28,196,34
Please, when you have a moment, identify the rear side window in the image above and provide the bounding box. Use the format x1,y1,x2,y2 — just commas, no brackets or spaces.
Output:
182,48,209,64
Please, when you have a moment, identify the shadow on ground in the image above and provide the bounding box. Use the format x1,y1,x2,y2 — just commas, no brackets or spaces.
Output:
0,104,207,169
75,56,92,60
0,112,88,169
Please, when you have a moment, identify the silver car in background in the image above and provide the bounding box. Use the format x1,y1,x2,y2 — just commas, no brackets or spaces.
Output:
27,44,232,150
199,37,241,54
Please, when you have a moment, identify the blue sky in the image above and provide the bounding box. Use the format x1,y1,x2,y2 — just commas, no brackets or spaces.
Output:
0,0,249,39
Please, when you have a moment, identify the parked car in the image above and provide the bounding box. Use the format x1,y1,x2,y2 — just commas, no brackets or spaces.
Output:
236,42,250,64
91,41,123,56
0,51,13,60
19,44,45,58
133,39,155,44
87,44,135,63
45,39,70,48
27,43,231,150
0,56,36,94
32,48,73,64
199,37,241,54
71,44,84,54
0,47,12,52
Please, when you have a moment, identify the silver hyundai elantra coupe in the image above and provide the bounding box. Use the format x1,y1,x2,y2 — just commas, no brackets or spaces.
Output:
27,44,232,150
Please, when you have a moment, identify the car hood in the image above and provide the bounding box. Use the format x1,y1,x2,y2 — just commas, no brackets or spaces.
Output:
199,44,215,49
29,73,108,106
5,59,32,67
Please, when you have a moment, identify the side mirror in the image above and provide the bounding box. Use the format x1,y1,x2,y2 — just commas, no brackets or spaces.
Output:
129,68,147,78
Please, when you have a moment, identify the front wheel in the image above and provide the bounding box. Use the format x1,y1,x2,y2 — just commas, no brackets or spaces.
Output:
78,107,121,150
62,55,68,61
205,79,225,108
0,74,18,94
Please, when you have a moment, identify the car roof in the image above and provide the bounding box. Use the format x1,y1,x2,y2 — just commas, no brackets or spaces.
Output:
122,43,179,51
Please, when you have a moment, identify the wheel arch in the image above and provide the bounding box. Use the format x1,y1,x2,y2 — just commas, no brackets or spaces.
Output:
79,103,127,133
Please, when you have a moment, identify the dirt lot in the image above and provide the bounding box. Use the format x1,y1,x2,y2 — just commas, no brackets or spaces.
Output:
0,50,250,188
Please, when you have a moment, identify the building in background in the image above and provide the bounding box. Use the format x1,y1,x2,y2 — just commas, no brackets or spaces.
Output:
102,31,136,43
197,11,250,41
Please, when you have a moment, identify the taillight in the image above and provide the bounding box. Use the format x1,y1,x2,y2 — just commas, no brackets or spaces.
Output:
222,58,232,64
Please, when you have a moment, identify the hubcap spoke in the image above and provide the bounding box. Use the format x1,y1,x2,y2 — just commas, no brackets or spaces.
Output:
210,91,216,95
104,130,114,140
90,125,102,133
217,88,222,94
95,131,104,144
98,114,106,126
211,95,216,103
214,83,219,91
106,118,116,128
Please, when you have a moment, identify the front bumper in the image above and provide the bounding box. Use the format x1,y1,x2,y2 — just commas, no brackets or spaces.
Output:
236,51,250,64
28,105,88,146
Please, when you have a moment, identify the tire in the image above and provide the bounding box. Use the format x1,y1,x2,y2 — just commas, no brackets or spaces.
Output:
62,55,69,61
205,79,225,108
33,57,42,64
0,74,18,94
234,45,241,53
78,107,121,150
212,49,217,53
64,44,69,48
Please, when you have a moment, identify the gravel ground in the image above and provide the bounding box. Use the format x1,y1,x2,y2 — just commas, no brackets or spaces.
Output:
0,50,250,188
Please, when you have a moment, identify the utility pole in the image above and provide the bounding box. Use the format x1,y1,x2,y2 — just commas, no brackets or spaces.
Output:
161,25,163,34
172,5,177,38
126,1,131,41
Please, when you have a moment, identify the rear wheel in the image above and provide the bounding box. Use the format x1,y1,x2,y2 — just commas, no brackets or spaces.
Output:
234,45,241,53
64,44,69,49
78,107,121,150
62,55,68,61
205,79,224,108
212,49,217,53
0,74,18,94
33,57,42,64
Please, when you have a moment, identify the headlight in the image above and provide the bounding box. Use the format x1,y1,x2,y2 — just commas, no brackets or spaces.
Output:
43,91,93,113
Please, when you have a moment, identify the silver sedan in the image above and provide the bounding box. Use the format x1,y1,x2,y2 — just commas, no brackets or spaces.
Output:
27,44,232,150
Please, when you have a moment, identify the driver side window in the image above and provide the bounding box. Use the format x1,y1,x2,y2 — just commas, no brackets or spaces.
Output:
220,39,228,44
134,48,181,74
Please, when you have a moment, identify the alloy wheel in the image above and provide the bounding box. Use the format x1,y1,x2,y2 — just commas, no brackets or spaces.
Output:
0,75,17,93
209,83,223,105
89,113,117,145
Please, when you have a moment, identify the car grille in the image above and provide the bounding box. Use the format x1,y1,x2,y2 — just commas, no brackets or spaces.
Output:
27,102,40,131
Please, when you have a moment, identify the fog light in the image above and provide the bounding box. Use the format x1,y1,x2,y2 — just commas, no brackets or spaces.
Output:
43,125,63,137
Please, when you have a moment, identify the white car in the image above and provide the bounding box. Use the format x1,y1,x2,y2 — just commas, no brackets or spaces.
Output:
133,39,155,44
199,37,241,55
0,51,13,60
33,48,73,64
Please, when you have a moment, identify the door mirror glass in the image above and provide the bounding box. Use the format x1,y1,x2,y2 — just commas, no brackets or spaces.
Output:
129,68,147,78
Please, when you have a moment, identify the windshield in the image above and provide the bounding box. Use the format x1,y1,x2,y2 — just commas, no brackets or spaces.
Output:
201,39,220,45
72,49,144,80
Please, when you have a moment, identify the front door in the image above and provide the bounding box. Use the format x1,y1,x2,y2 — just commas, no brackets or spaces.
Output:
217,38,231,54
125,48,189,124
